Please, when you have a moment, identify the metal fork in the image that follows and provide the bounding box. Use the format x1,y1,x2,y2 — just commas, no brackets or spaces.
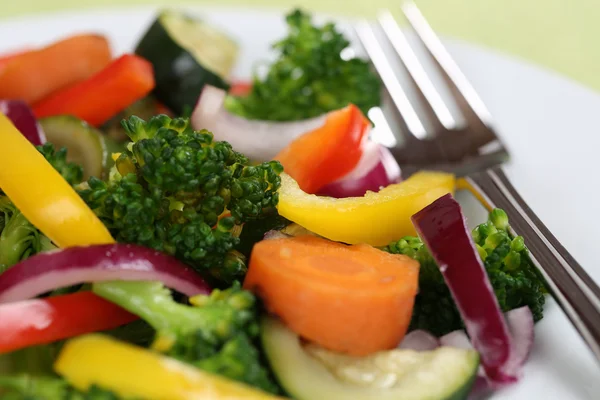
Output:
355,1,600,362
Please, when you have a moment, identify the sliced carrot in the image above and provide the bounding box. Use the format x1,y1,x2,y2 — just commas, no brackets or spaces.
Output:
244,235,420,356
0,48,32,72
0,34,111,104
275,104,370,194
34,54,155,126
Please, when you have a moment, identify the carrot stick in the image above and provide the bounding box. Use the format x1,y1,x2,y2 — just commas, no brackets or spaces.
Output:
0,34,111,104
244,235,420,356
34,55,155,127
0,48,32,72
275,104,370,194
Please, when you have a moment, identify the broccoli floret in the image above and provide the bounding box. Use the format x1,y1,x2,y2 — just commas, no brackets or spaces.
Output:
79,115,283,284
225,9,381,121
385,208,547,336
93,281,279,394
0,375,121,400
0,195,56,273
36,143,84,187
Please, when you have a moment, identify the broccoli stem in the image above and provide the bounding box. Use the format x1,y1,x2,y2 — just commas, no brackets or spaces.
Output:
93,281,210,336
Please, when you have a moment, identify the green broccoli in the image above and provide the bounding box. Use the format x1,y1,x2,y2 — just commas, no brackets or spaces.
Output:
0,375,121,400
79,115,282,284
93,281,279,394
0,144,83,273
225,9,381,121
385,208,546,336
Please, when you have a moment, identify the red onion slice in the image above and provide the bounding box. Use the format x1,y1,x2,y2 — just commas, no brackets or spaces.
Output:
318,140,402,198
398,329,440,351
191,85,327,161
412,193,518,383
0,244,210,303
263,230,291,241
504,306,535,372
440,330,472,350
0,99,46,146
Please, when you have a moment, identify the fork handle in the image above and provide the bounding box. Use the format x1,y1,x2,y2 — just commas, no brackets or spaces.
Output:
467,167,600,363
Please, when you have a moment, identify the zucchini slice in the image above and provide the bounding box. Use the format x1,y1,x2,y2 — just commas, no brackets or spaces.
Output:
261,316,479,400
40,116,123,179
135,9,239,115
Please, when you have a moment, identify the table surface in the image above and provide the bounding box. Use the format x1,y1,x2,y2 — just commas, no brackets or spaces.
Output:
2,0,599,93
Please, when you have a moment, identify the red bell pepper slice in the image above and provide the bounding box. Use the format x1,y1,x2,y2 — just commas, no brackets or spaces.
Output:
229,80,253,97
33,54,155,127
0,291,137,354
275,104,371,194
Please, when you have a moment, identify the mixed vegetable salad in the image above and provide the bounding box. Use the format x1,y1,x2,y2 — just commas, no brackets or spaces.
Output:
0,8,547,400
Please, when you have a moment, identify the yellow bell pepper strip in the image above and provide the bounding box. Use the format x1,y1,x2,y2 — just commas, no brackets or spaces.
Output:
55,334,286,400
0,112,113,247
276,171,455,246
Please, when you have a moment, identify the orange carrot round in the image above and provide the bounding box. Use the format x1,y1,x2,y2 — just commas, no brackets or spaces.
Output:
0,34,111,104
244,235,420,356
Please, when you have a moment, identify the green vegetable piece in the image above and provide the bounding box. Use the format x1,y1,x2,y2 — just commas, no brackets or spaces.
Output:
93,281,279,394
226,9,381,121
384,207,547,335
79,115,283,284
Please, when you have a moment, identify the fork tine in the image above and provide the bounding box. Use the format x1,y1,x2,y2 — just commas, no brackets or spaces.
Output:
401,1,493,129
377,10,456,131
354,20,427,140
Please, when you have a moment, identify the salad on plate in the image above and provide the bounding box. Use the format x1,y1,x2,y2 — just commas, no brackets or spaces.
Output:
0,8,547,400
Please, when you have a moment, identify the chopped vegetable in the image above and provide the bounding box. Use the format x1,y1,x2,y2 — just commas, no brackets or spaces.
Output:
261,316,479,400
385,208,546,336
0,243,210,303
34,54,155,127
0,100,46,146
229,80,252,96
398,330,440,351
135,9,238,115
0,113,113,248
0,292,136,354
318,140,401,198
55,334,284,399
275,104,371,193
244,235,420,356
93,281,279,393
277,171,454,246
0,376,119,399
411,193,521,383
226,9,381,121
0,35,111,104
79,115,283,284
191,85,328,161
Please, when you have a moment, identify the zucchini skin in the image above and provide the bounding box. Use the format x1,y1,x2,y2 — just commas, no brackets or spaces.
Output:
135,16,230,115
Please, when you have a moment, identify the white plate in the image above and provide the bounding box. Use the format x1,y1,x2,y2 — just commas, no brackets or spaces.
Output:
1,6,599,399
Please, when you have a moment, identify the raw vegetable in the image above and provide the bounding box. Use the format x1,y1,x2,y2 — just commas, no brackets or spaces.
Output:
0,100,46,145
230,80,252,96
411,193,522,383
39,116,109,179
385,208,546,336
0,113,113,248
0,34,111,104
55,334,284,400
226,9,381,121
0,48,31,72
0,292,136,354
191,85,327,161
93,281,279,393
244,235,420,356
78,115,283,284
0,143,84,273
318,140,401,198
261,316,480,400
0,243,210,303
0,376,119,399
398,330,440,351
34,54,155,127
135,9,238,115
102,96,164,142
277,171,455,246
275,104,371,193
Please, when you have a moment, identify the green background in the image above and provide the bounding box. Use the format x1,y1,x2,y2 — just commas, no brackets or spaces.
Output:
2,0,598,92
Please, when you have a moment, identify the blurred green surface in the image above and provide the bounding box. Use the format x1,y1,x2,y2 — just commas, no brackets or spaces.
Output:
2,0,599,92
